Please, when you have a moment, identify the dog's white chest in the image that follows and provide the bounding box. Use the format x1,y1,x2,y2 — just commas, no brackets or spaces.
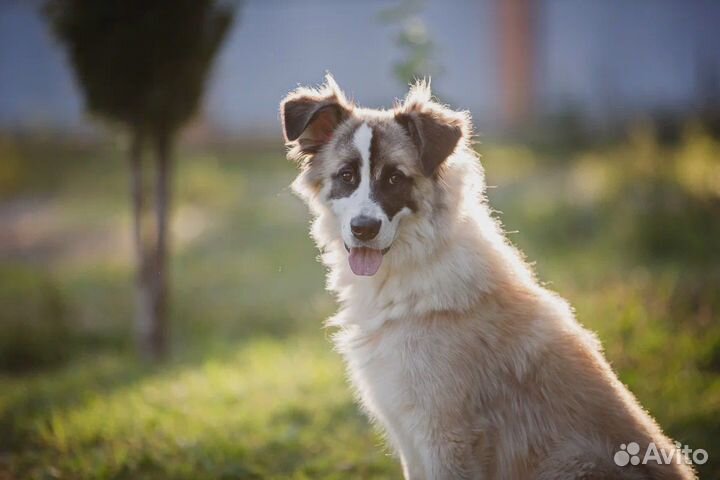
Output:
338,323,434,459
346,330,410,409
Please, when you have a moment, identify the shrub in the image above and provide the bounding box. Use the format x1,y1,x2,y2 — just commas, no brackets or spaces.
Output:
0,266,72,371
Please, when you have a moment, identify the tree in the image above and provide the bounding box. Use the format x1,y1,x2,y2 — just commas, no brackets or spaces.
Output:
45,0,236,360
378,0,441,88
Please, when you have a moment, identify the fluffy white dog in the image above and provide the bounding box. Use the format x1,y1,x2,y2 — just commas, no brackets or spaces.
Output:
279,76,696,480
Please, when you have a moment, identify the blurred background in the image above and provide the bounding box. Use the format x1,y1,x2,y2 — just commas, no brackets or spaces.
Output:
1,0,719,478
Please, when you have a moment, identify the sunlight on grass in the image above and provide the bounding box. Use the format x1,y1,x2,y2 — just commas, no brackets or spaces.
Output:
2,336,398,479
1,130,718,478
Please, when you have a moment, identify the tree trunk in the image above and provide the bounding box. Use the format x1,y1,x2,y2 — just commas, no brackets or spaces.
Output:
498,0,535,130
128,129,155,360
148,133,174,359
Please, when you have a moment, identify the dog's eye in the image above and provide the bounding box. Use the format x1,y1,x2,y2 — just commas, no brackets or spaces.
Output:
388,172,405,185
340,168,355,184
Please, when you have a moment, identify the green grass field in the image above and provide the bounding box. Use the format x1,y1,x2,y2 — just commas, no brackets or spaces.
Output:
1,127,719,479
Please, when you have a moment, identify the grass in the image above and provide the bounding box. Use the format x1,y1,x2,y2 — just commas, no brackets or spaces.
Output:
0,127,718,478
2,339,393,479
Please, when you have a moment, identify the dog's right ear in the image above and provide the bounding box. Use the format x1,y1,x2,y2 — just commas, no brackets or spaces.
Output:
280,75,351,158
394,79,469,177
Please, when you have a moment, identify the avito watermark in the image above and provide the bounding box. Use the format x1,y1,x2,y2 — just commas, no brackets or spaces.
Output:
614,441,708,467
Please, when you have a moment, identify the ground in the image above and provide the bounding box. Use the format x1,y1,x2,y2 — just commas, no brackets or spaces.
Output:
0,128,718,479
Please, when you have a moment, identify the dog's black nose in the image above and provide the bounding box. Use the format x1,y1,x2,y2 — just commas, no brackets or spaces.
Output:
350,216,381,241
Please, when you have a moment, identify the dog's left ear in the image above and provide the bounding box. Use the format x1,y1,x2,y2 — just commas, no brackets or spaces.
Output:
395,81,469,176
280,75,352,158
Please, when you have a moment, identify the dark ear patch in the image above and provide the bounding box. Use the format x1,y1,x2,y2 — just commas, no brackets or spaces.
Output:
282,100,342,142
281,100,348,155
396,111,463,176
280,76,352,159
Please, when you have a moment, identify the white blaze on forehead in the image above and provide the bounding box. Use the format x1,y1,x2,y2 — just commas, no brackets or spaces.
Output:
329,121,407,253
353,122,373,162
352,123,375,214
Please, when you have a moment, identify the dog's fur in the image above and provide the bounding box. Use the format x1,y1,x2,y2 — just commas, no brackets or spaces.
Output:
279,76,696,480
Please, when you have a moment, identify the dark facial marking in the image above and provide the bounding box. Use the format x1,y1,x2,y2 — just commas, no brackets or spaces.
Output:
369,126,417,220
373,165,416,220
328,158,360,199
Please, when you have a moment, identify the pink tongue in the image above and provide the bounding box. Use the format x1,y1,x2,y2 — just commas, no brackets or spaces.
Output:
348,247,383,276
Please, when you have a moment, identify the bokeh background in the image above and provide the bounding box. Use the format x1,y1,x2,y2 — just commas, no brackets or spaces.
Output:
1,1,719,478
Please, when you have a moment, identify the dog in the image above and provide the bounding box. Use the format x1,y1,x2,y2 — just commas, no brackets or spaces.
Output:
279,75,696,480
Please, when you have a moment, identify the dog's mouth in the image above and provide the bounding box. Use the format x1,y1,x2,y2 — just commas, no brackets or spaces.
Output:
344,244,390,276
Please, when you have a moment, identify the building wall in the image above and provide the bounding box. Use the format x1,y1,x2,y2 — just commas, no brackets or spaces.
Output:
538,0,720,122
1,0,718,135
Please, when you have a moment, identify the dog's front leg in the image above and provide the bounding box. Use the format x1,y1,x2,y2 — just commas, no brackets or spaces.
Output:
394,435,471,480
386,428,428,480
391,417,483,479
417,436,482,480
400,455,426,480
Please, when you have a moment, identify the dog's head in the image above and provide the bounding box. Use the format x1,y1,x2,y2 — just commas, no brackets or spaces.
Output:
280,75,471,276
